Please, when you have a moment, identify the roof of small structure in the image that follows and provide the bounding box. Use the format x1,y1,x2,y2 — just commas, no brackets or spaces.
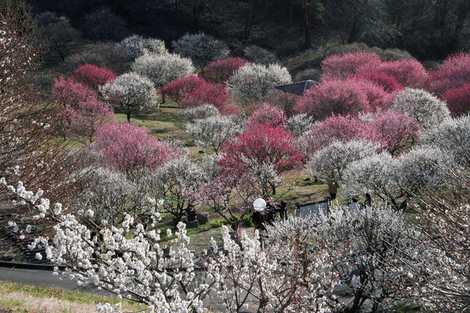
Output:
275,80,317,96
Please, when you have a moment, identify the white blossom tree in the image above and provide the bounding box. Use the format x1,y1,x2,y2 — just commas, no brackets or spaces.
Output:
391,88,450,129
421,115,470,167
307,140,378,192
287,113,313,137
100,72,156,122
181,104,220,121
131,53,195,87
116,35,167,60
140,156,206,224
172,33,230,68
186,115,242,154
228,63,292,105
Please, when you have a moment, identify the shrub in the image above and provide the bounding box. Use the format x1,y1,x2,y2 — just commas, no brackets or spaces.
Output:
172,33,230,67
181,82,229,110
229,63,292,106
370,59,428,88
246,103,287,129
294,79,367,120
131,53,195,87
321,52,382,79
52,76,97,107
243,45,278,65
117,35,167,60
266,91,300,117
421,115,470,167
100,72,156,121
71,64,116,90
302,115,365,154
428,53,470,95
93,122,176,172
442,83,470,116
365,111,420,155
356,80,393,113
200,57,248,83
391,88,450,129
160,75,206,103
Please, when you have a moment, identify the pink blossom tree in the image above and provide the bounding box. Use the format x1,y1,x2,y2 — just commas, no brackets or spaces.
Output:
428,53,470,96
246,103,287,129
180,81,229,110
365,111,420,155
294,79,368,120
302,115,365,154
52,76,97,107
200,57,248,83
93,122,177,173
367,59,428,88
356,80,393,113
442,83,470,116
321,52,382,79
355,69,404,92
160,75,206,103
220,125,304,196
71,64,116,90
59,98,113,142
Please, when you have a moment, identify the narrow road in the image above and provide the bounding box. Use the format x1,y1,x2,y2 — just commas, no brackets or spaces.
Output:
0,266,103,293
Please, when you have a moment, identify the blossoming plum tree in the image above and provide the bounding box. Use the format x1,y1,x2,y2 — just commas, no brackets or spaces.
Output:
172,33,230,68
116,35,167,60
245,103,287,129
200,57,248,83
321,52,382,79
100,72,156,122
71,64,116,90
52,76,97,107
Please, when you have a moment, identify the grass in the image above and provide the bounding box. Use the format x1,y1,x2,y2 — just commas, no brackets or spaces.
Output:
0,282,142,313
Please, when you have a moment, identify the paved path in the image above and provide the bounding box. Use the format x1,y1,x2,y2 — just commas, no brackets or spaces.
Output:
0,266,102,293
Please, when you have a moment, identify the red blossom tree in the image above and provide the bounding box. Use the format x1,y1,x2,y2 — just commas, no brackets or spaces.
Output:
442,83,470,117
246,103,287,129
266,91,300,117
200,57,248,83
71,64,117,90
303,115,365,154
220,125,304,194
93,122,177,172
181,81,229,110
321,52,382,80
355,69,404,92
367,59,427,88
52,76,97,107
428,53,470,96
364,111,420,155
356,80,393,113
160,75,206,103
294,79,368,120
59,98,113,142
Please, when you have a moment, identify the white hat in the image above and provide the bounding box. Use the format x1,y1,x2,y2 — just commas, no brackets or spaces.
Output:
253,198,267,212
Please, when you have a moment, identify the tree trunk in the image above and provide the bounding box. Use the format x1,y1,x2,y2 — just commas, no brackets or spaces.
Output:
303,0,312,49
126,111,131,122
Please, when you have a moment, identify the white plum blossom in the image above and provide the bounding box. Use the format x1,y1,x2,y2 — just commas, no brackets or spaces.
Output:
100,72,156,121
421,115,470,167
229,63,292,105
287,113,313,137
307,140,378,186
172,33,230,67
181,104,220,121
116,35,167,60
391,88,450,129
186,115,242,154
131,53,195,87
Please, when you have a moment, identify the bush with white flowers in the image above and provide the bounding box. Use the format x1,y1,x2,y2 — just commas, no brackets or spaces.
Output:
181,104,220,121
186,115,242,154
116,35,167,60
307,140,378,187
172,33,229,67
228,63,292,105
100,72,156,121
287,113,313,137
131,53,195,87
421,115,470,167
391,88,450,129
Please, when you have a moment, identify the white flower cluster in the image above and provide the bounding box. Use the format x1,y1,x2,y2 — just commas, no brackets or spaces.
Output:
229,63,292,105
100,72,156,114
186,115,242,154
116,35,167,60
131,53,195,87
287,113,313,137
181,104,220,121
391,88,450,129
172,33,229,67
